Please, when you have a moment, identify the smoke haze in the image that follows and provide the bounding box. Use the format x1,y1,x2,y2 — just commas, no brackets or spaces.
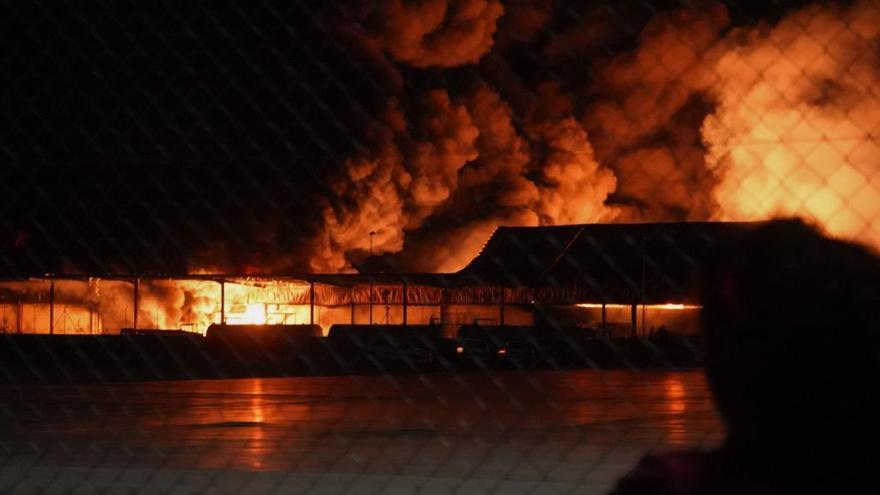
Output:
303,0,879,273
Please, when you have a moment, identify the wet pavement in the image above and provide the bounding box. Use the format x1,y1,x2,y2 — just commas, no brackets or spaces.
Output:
0,370,723,494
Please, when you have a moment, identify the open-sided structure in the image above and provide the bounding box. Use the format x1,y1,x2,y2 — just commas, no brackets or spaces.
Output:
0,221,761,336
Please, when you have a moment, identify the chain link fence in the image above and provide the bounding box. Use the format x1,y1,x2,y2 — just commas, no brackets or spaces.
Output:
2,0,879,493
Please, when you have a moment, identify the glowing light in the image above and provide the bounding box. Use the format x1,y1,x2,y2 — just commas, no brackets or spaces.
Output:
576,303,623,309
654,303,702,310
497,348,507,355
243,303,267,325
575,303,702,310
226,303,271,325
456,346,464,354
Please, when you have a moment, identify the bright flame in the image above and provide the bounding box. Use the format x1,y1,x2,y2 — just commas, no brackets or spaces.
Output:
575,303,702,310
240,303,267,325
654,304,701,311
125,278,315,334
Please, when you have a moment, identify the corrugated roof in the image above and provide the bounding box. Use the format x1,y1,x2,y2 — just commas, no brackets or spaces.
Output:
457,221,767,303
6,222,766,305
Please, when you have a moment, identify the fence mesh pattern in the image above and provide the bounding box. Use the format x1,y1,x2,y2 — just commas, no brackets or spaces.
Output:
1,0,879,493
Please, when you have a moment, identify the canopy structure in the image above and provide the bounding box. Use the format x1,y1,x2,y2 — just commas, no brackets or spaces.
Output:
2,221,765,308
0,221,763,335
455,221,765,305
295,220,764,305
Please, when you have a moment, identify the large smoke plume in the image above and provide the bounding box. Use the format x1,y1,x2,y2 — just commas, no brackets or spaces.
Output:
703,0,880,246
309,81,619,272
305,0,880,273
583,4,730,221
15,0,880,334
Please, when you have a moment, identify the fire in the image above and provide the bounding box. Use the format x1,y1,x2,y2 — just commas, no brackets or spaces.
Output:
231,303,268,325
0,278,319,335
655,304,700,311
576,303,701,311
6,3,879,328
212,280,314,329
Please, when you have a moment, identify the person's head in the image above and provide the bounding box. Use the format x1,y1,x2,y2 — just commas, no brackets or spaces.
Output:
700,219,880,462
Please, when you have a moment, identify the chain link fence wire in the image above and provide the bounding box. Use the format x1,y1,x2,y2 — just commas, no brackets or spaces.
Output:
1,0,879,493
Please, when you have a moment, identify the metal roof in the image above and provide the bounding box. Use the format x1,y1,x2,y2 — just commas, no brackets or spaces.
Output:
1,222,767,304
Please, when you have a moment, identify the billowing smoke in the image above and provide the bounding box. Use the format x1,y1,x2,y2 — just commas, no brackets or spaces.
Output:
702,0,880,247
309,91,480,272
354,0,505,68
176,0,878,275
583,3,730,221
12,1,880,333
309,80,619,272
394,85,618,272
581,0,880,246
396,84,542,272
530,116,618,225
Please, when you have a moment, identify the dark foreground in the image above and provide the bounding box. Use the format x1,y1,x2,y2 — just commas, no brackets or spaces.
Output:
0,332,701,384
0,370,723,494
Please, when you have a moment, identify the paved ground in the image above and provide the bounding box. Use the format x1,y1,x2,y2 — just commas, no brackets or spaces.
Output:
0,370,724,494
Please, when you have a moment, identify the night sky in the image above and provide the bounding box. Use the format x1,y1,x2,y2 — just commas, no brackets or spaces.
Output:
0,0,818,276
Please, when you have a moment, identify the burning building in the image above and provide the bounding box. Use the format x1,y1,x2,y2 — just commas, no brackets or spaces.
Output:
0,221,759,338
3,1,880,380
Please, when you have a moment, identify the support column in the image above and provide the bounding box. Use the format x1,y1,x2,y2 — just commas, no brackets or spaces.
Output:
402,281,408,327
630,303,637,337
133,277,140,330
220,280,225,324
601,302,607,336
440,288,451,336
309,282,315,325
49,278,55,335
498,287,505,327
349,286,355,324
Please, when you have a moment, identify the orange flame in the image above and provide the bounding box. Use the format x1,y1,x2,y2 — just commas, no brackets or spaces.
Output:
575,303,702,311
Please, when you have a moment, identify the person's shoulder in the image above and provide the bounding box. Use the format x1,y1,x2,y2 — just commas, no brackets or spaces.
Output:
608,451,712,495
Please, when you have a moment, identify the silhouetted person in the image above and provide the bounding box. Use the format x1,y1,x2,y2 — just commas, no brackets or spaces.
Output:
610,219,880,494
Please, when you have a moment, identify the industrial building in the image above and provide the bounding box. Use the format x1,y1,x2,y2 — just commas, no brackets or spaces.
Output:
0,222,760,337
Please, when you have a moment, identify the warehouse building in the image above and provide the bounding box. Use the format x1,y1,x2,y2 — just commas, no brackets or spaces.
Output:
0,222,760,336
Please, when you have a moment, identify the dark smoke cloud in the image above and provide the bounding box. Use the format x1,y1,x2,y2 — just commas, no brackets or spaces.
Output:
310,78,618,272
354,0,505,68
203,0,880,273
582,2,730,221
